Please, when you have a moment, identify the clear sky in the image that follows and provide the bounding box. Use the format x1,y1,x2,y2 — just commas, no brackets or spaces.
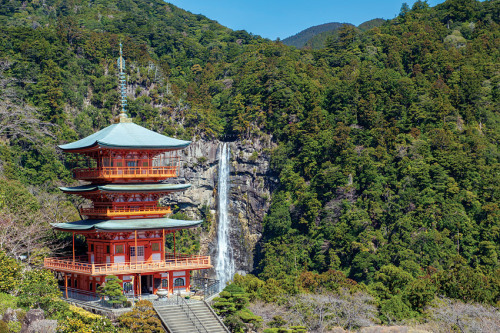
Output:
168,0,446,40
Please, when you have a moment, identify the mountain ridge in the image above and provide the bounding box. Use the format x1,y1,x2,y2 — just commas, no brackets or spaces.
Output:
283,18,385,49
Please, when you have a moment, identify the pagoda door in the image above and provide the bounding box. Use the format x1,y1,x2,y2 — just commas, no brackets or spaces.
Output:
95,245,105,264
130,246,145,263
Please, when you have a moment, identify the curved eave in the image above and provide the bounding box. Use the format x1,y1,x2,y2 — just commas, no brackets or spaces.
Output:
51,218,202,232
59,183,191,194
58,142,190,152
97,141,191,150
58,122,191,151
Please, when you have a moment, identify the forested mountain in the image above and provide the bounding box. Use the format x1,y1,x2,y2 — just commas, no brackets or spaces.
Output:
0,0,499,330
358,18,386,31
303,19,387,50
282,22,351,48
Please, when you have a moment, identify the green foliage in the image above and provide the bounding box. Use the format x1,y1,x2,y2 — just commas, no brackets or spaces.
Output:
118,300,162,333
0,179,39,215
0,252,21,294
0,321,7,333
213,284,261,332
97,275,127,307
0,293,18,316
17,269,68,317
0,0,498,325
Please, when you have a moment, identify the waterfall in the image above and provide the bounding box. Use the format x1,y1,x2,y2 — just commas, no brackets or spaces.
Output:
215,142,235,290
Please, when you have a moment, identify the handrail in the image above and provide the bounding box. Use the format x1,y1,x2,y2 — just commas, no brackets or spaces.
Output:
191,277,220,300
73,166,178,179
81,206,172,217
203,300,231,332
177,294,209,333
44,255,212,275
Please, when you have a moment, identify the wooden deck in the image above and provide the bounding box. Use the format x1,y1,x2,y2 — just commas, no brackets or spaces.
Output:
73,166,178,180
44,254,211,276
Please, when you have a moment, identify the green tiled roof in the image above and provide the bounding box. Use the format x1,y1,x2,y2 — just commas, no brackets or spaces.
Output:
51,218,202,232
59,183,191,193
59,122,191,150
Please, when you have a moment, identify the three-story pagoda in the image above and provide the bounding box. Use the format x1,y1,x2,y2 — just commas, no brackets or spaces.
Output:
44,44,211,298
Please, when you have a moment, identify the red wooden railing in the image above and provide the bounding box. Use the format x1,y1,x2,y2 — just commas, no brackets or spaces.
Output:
44,253,211,276
80,206,172,217
73,166,178,180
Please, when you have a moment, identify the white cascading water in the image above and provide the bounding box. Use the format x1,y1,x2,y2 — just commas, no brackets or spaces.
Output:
215,142,235,290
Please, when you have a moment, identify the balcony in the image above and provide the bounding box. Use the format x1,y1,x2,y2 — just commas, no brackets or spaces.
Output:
80,206,172,218
73,166,178,181
44,253,212,276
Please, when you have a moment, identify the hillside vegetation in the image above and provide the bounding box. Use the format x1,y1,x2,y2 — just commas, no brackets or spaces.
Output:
282,22,350,48
304,19,386,50
0,0,499,329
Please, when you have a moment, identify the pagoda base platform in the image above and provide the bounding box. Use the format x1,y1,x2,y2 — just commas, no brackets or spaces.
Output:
45,254,211,276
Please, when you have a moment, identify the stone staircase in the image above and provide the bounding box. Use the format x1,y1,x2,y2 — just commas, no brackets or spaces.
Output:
154,300,229,333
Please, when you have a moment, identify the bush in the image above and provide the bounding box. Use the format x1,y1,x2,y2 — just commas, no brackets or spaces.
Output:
57,316,117,333
0,293,18,315
0,251,21,293
118,300,162,332
17,269,67,316
0,320,8,333
97,275,127,307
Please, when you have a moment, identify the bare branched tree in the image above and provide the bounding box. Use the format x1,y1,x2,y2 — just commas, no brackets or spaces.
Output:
0,213,61,265
427,297,500,333
269,289,378,333
0,190,75,264
0,99,55,144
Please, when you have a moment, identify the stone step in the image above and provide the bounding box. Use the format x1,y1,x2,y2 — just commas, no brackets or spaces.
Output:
154,301,228,333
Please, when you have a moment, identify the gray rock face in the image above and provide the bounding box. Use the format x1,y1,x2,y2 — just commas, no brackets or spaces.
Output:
20,308,46,333
165,137,277,275
2,308,17,322
25,320,57,333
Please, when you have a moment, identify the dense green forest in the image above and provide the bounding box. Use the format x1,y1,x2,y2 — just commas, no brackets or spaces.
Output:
299,19,386,50
0,0,499,330
281,22,351,49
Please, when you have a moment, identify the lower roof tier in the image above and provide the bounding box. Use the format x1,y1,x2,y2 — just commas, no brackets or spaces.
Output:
59,183,191,194
51,217,202,232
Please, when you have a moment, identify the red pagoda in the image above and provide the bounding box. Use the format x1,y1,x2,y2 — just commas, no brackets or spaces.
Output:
44,44,211,299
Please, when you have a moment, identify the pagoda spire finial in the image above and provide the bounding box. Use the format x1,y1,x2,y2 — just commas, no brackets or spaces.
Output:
116,41,131,123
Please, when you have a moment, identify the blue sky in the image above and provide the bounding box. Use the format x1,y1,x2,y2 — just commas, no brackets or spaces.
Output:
168,0,446,40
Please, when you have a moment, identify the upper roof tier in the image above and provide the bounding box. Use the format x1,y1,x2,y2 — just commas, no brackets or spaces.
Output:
59,121,191,151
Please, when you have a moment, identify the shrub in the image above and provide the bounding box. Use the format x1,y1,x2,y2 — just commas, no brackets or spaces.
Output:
17,269,67,316
0,251,21,294
97,275,127,307
0,320,8,333
118,300,162,332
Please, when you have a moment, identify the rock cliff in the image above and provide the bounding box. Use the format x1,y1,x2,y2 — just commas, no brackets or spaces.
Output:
164,136,277,275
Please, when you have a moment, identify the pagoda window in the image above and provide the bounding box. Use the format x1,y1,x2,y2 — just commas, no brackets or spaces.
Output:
152,243,160,252
106,245,110,254
174,278,185,287
124,282,133,294
115,245,124,254
90,244,94,252
161,279,168,288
